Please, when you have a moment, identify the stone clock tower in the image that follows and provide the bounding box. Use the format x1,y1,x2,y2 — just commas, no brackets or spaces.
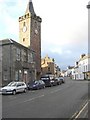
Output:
19,0,42,79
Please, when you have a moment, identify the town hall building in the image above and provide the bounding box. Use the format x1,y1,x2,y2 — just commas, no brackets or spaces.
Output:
0,0,42,86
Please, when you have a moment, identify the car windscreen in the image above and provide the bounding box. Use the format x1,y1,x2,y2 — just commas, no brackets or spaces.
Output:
28,81,38,85
7,82,17,87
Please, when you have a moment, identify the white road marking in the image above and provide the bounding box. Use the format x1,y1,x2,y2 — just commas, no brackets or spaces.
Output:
5,96,17,100
74,101,88,119
50,85,71,94
70,111,78,119
50,88,63,94
70,100,89,120
22,94,45,103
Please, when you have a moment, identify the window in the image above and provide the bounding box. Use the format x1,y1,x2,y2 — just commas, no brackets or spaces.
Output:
16,48,20,61
22,49,27,62
21,83,25,86
3,75,8,81
28,53,33,63
48,67,50,71
17,83,22,87
19,70,22,80
23,38,25,42
86,65,87,71
23,22,26,26
15,71,19,81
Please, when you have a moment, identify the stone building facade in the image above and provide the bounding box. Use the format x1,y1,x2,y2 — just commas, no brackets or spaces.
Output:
41,55,61,77
73,54,90,80
19,0,42,79
0,39,36,86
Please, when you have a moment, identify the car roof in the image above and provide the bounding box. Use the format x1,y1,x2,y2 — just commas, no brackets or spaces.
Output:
9,81,25,84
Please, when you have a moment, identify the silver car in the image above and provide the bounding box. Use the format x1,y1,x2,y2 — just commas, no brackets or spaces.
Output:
0,81,27,95
59,77,65,83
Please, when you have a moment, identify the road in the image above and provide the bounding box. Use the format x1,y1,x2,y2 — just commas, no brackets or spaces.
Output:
1,77,89,119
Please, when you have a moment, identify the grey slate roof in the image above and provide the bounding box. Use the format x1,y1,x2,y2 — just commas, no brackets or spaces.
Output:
0,39,35,53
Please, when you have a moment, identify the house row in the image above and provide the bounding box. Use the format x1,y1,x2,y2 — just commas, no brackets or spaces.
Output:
64,54,90,80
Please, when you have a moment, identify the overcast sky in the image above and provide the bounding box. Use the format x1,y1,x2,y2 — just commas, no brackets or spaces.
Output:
0,0,88,70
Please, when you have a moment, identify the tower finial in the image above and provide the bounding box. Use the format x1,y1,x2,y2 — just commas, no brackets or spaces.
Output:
25,0,35,15
29,0,32,2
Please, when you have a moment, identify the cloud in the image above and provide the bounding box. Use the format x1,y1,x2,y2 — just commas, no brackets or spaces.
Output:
50,48,63,55
0,0,29,40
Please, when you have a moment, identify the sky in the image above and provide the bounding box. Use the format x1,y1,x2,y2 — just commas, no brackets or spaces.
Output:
0,0,88,70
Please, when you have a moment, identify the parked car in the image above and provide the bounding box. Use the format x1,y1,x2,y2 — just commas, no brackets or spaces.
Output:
55,77,62,85
41,74,56,87
27,80,45,90
59,77,65,83
0,81,27,95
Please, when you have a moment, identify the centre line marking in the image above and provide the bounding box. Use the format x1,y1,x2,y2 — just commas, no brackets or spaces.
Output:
22,94,45,103
50,88,63,94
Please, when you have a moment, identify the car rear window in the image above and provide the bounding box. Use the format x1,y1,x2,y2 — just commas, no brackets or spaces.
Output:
41,77,49,80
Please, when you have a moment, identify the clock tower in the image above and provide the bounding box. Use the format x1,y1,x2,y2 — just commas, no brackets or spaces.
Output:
19,0,42,79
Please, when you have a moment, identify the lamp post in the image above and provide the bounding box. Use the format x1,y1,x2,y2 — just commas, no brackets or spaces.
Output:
87,2,90,55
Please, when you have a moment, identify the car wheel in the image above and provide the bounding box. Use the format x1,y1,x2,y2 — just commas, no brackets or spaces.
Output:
28,87,30,90
24,88,27,93
43,86,45,89
58,82,60,85
37,87,39,90
50,83,53,87
12,90,16,95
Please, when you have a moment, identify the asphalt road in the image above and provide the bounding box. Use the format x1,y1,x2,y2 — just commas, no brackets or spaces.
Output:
2,77,89,119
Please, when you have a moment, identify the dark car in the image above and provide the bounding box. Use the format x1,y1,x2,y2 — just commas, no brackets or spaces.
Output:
27,80,45,90
59,77,65,83
41,74,56,87
55,77,62,85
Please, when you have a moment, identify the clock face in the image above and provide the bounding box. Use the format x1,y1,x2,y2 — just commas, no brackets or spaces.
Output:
23,26,27,32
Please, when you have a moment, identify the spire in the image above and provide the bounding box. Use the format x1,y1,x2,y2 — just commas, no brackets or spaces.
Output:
25,0,36,15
